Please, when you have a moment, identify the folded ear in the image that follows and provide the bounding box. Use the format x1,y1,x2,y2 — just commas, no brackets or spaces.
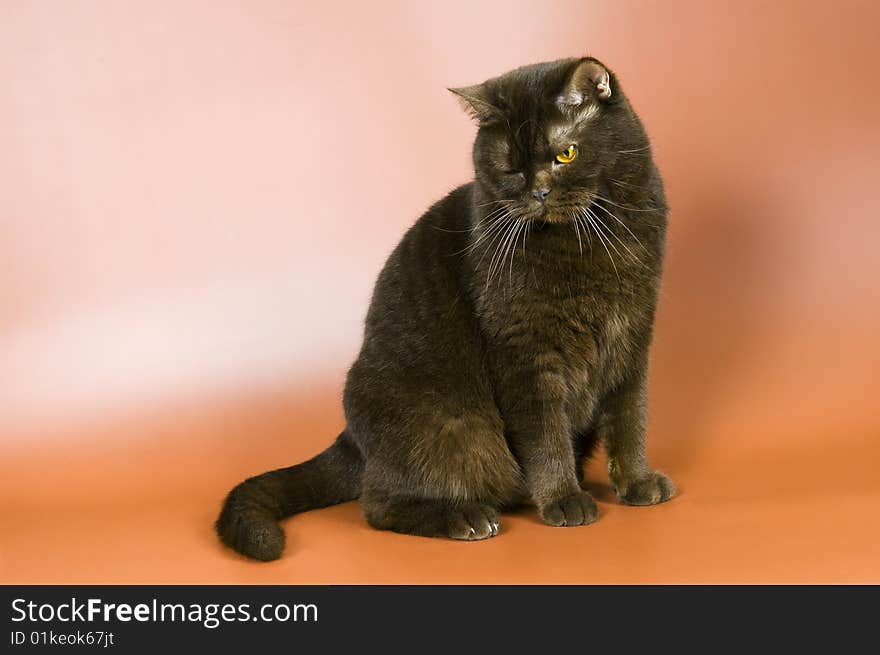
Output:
448,83,502,124
559,58,613,107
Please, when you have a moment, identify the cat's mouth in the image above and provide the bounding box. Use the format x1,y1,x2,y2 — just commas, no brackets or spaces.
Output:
520,202,558,223
508,195,598,225
537,194,600,225
526,204,588,225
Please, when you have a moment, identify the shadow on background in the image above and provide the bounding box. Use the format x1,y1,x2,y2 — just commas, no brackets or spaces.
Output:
650,180,793,472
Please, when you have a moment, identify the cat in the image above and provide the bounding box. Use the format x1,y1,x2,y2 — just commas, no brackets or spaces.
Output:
216,56,674,561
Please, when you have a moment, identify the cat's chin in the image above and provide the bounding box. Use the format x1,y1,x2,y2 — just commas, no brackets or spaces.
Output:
534,211,577,226
526,216,570,233
538,199,599,226
519,205,560,224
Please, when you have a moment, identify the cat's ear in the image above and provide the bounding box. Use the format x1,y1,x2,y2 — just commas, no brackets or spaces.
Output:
559,58,613,107
448,84,502,124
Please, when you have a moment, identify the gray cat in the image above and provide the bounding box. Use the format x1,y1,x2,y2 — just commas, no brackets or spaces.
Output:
217,56,674,561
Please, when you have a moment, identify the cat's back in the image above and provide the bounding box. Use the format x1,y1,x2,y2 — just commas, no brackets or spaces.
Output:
390,182,474,265
362,183,475,330
344,182,498,443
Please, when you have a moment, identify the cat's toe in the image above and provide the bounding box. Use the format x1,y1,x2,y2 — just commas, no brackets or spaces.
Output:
617,471,676,506
448,505,501,541
540,490,598,527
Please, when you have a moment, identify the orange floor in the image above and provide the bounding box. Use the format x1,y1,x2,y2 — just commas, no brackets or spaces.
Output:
3,341,879,584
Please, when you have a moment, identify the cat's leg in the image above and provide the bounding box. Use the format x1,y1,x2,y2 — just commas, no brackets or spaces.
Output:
362,493,500,541
514,422,598,527
357,413,521,540
597,371,676,505
500,380,598,527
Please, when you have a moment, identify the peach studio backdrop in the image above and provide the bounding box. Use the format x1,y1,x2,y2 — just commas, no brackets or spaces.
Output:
2,1,879,583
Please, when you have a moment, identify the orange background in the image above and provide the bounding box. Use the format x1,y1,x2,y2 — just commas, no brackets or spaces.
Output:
2,1,879,583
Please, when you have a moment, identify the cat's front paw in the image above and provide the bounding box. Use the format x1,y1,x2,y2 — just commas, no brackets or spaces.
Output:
616,471,676,506
539,490,598,527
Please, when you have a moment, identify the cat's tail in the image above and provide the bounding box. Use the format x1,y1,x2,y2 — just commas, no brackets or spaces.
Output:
215,430,364,561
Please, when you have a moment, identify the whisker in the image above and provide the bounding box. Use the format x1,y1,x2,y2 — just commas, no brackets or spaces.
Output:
490,220,522,290
433,221,494,234
495,220,517,288
586,206,641,265
475,198,515,209
565,207,593,259
473,203,514,227
486,217,520,288
580,208,620,282
580,210,593,254
608,178,644,192
570,209,584,256
507,219,527,287
577,211,593,254
434,202,513,236
475,220,512,285
473,220,510,270
455,209,513,255
588,199,646,252
467,203,515,236
451,221,505,256
498,217,525,287
591,192,663,213
524,219,532,258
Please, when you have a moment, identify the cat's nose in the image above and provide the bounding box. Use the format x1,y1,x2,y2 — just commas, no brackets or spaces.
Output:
532,187,551,203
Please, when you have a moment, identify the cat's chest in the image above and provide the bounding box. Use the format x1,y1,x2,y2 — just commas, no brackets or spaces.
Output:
545,289,637,383
485,279,644,389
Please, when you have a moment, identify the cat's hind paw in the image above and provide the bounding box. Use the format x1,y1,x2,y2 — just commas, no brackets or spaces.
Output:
447,505,501,540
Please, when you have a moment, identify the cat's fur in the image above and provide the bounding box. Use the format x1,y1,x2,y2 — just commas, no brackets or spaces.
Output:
216,56,674,561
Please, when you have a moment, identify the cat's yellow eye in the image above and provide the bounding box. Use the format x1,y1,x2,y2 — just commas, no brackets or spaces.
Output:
556,145,578,164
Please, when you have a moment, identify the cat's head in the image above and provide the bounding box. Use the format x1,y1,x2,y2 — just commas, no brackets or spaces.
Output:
451,57,650,224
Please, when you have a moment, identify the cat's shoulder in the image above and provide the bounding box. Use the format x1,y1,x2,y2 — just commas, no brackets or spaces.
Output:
422,183,473,223
404,182,474,241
